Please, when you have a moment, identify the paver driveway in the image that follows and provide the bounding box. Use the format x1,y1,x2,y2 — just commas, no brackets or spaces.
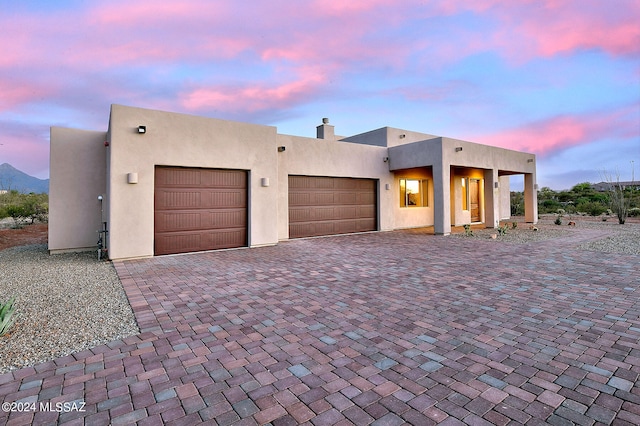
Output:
1,229,639,425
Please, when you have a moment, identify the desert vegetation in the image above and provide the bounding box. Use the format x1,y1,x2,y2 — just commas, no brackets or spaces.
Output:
0,190,49,227
511,182,640,222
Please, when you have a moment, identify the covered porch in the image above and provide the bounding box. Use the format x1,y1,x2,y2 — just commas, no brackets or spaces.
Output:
388,136,537,235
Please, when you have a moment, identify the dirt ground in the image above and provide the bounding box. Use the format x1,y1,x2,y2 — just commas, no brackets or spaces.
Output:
0,223,48,252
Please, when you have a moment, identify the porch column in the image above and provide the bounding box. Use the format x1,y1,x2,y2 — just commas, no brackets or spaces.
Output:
433,163,451,235
483,168,500,228
524,173,538,223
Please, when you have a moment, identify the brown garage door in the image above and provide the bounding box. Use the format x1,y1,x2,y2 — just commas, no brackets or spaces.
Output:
289,175,377,239
155,166,247,255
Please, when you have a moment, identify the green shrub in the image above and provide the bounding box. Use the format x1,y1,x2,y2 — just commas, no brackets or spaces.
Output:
629,208,640,217
576,201,607,216
0,192,48,225
554,216,562,225
0,297,16,336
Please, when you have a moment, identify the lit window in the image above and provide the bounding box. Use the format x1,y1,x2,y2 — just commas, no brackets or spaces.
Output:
400,179,428,207
461,178,470,210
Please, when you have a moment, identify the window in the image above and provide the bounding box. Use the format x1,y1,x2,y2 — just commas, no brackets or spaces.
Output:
461,178,468,210
400,179,428,207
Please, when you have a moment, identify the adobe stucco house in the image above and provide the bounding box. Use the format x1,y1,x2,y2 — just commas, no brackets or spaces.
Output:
49,104,537,260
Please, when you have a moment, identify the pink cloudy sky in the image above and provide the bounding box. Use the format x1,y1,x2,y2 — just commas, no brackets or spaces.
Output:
0,0,638,189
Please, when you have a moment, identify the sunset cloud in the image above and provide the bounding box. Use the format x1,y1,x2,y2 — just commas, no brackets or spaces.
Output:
0,0,637,188
181,68,328,113
476,105,639,156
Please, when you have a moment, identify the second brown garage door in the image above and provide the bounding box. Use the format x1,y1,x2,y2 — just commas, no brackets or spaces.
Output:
289,175,377,239
155,166,247,255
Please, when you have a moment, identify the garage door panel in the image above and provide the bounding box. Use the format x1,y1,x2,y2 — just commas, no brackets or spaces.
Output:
155,168,202,186
156,189,245,210
202,169,247,188
358,205,376,218
203,228,247,249
155,167,247,255
210,209,247,228
335,192,358,204
358,192,376,204
155,233,202,254
357,218,376,231
288,192,310,206
334,206,357,219
155,212,201,232
155,209,246,233
314,193,336,205
155,190,202,209
157,168,246,188
206,190,246,208
288,175,376,239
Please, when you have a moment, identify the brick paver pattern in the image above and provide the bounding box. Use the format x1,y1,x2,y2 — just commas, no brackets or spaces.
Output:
1,228,639,425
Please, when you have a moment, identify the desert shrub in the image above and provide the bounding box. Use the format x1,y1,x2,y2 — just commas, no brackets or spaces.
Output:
0,192,48,224
497,223,509,236
539,199,562,213
628,207,640,217
0,297,16,336
576,201,607,217
554,215,563,225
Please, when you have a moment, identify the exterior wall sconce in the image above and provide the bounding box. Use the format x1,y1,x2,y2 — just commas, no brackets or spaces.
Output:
455,147,463,152
261,178,270,187
383,157,389,162
527,158,534,163
137,125,146,134
277,146,286,152
127,173,138,184
399,134,406,139
385,183,390,190
494,181,499,189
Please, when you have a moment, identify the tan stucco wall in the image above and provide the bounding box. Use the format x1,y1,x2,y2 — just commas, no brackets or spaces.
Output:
392,167,434,229
342,127,439,148
49,127,107,253
500,176,511,220
276,134,393,240
49,105,538,258
106,105,279,260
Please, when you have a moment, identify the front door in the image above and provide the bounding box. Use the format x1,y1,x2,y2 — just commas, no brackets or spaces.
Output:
470,179,480,222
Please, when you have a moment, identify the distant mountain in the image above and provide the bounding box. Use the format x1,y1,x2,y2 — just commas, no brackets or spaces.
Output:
0,163,49,194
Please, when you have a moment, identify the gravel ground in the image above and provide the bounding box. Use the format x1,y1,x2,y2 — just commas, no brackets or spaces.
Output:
451,217,640,255
0,245,139,373
575,221,640,255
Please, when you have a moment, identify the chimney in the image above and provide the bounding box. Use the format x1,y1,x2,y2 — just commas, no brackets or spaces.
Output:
316,117,334,140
